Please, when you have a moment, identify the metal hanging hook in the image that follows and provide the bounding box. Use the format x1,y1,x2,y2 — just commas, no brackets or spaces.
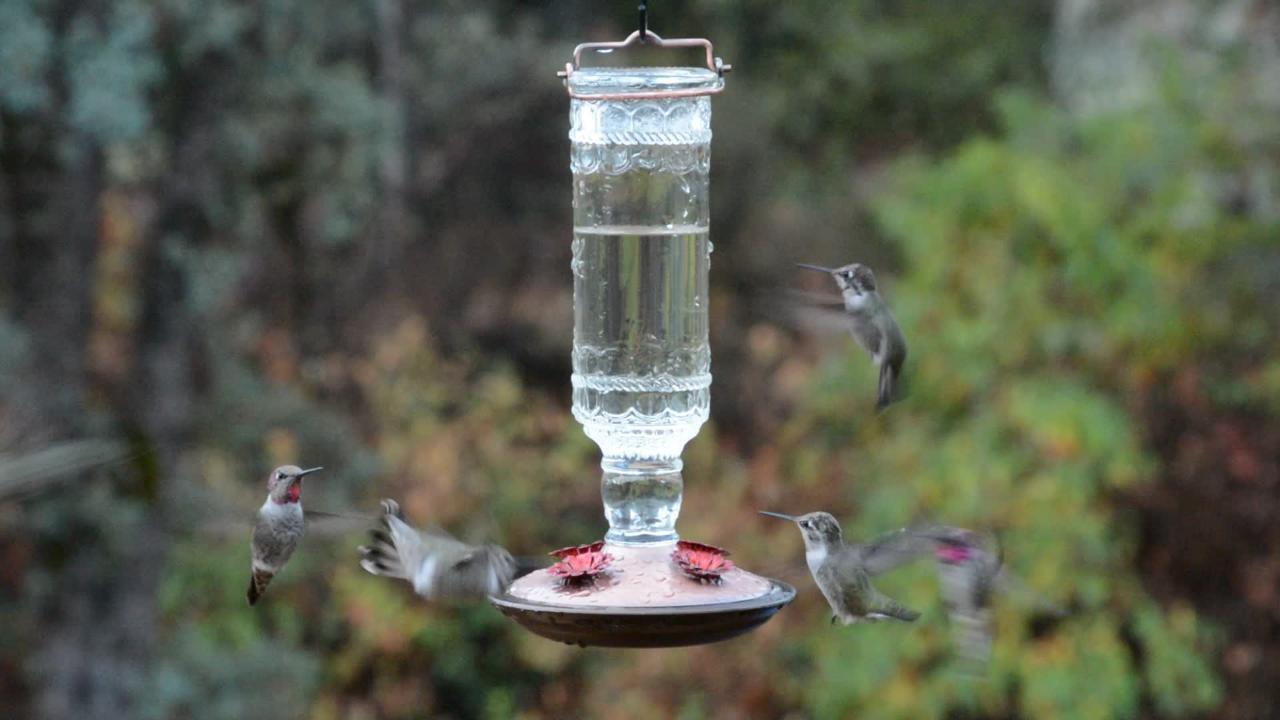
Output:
556,0,731,97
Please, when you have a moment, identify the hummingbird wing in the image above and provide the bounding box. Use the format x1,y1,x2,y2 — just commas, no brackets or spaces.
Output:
773,290,854,336
856,527,939,576
781,288,848,309
934,544,1003,666
431,545,518,599
876,316,907,410
937,559,995,667
0,439,128,501
359,498,484,601
303,509,374,536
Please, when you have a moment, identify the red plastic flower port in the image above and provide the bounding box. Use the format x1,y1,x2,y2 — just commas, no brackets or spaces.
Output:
672,540,735,583
548,541,613,584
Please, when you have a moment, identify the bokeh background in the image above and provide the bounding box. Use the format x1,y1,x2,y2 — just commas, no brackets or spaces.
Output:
1,1,1277,718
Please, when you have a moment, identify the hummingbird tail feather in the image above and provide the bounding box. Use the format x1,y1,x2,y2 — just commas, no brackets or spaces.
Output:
359,546,406,579
359,500,411,580
953,612,993,665
359,533,407,579
247,569,274,606
876,362,897,410
873,595,920,622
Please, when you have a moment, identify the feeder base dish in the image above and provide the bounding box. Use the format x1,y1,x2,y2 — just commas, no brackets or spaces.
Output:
491,543,795,647
491,580,794,648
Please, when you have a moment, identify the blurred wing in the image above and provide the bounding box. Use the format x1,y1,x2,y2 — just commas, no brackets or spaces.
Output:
858,527,938,575
917,525,986,546
771,289,849,334
783,288,847,309
751,560,810,585
437,546,517,599
359,498,469,598
304,509,374,536
936,560,995,667
783,305,853,337
0,440,127,501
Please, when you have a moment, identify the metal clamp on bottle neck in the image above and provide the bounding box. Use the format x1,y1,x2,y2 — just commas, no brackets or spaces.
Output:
558,30,731,100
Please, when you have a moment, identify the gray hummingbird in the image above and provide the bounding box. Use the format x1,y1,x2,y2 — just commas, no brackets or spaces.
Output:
918,526,1067,666
796,262,907,409
359,499,518,601
913,526,1004,665
760,511,922,624
247,464,323,605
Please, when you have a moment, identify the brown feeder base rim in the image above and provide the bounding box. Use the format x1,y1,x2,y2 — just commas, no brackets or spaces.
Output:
490,580,795,648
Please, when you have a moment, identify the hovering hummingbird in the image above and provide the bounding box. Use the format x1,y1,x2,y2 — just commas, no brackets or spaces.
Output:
919,526,1068,665
359,499,518,601
796,262,907,409
759,511,921,624
914,526,1005,665
763,513,1060,665
247,465,323,605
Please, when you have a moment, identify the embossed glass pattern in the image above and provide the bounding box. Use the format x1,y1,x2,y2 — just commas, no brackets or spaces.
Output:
568,68,719,545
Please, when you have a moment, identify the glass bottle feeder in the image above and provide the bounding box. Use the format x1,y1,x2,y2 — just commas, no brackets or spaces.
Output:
492,22,794,647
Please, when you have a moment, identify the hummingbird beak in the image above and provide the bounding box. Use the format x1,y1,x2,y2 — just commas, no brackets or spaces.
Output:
758,511,797,522
795,263,836,274
297,467,324,478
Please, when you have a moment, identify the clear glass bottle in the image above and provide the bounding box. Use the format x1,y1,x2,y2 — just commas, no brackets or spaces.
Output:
568,67,722,545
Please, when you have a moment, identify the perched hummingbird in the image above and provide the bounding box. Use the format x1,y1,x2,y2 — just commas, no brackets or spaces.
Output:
359,499,518,601
247,465,323,606
796,262,907,410
759,511,921,624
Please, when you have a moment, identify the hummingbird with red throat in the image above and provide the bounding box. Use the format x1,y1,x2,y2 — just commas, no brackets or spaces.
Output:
247,465,323,605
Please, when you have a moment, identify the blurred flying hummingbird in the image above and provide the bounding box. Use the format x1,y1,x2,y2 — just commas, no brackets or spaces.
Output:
247,465,323,605
796,262,907,409
759,511,922,624
762,513,1063,664
913,526,1005,665
359,499,520,601
918,526,1068,665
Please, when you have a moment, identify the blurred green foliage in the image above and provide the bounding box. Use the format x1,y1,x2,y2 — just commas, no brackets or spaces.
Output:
773,77,1264,718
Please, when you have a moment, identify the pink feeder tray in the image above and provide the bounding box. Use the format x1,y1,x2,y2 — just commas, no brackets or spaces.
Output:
490,543,795,648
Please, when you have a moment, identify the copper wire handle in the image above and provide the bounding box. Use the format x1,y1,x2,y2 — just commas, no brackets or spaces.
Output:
558,30,732,100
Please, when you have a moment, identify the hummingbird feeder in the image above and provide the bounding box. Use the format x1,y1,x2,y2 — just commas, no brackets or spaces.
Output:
491,6,795,647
